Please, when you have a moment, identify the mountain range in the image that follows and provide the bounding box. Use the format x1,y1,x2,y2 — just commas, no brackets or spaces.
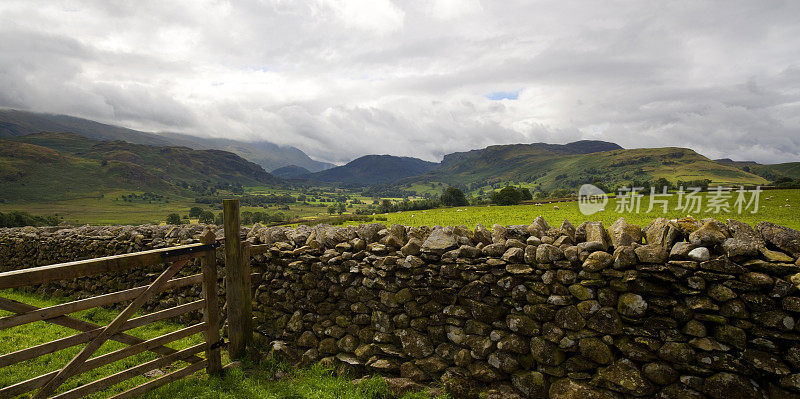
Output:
400,142,773,192
0,109,332,173
1,109,797,200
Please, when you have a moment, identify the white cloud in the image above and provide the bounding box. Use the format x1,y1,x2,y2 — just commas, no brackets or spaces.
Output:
0,0,798,164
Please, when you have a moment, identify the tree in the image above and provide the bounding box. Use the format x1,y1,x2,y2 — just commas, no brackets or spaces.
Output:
166,213,182,225
241,211,253,225
378,199,393,213
188,206,204,218
328,204,337,215
199,210,215,224
440,187,468,206
491,186,524,205
520,187,533,201
651,178,672,191
337,202,346,214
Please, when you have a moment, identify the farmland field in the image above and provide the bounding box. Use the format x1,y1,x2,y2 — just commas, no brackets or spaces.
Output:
3,188,799,231
377,189,800,231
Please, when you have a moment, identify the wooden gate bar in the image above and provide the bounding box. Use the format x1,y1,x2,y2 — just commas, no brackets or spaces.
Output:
33,259,191,398
0,298,205,370
50,343,206,399
0,296,203,368
109,359,208,399
0,323,206,398
0,274,202,330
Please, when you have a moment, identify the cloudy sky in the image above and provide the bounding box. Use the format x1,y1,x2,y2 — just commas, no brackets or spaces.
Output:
1,0,798,164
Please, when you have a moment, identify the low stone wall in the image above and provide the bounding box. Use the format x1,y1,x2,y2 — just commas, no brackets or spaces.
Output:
247,217,800,398
0,224,227,318
3,217,800,398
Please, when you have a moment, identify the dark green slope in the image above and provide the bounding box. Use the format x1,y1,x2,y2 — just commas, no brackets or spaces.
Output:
1,132,280,201
272,165,312,179
307,155,438,185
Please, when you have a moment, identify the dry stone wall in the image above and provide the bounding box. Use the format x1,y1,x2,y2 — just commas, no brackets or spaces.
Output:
3,217,800,398
0,224,227,318
247,217,800,399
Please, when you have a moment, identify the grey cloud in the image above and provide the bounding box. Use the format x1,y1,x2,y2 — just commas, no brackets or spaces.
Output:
0,0,798,164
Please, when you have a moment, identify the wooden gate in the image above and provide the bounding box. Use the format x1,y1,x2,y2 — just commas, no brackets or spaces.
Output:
0,231,223,398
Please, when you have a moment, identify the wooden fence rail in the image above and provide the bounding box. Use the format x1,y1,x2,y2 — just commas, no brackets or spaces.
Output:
0,230,223,398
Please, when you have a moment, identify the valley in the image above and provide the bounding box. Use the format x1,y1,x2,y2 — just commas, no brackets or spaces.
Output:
1,109,798,228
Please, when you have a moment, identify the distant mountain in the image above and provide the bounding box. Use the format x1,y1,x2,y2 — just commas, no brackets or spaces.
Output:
715,158,800,181
272,165,312,179
0,108,333,173
156,132,334,172
306,155,438,185
557,140,624,154
0,108,172,146
398,141,767,192
1,132,280,201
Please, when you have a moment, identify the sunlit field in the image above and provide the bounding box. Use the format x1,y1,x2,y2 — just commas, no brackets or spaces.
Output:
377,189,800,230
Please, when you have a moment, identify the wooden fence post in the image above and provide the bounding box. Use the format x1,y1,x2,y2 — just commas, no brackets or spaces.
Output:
200,230,222,374
223,199,249,359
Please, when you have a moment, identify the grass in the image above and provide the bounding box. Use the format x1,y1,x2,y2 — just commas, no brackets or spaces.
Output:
5,188,799,231
0,290,447,399
0,289,205,398
144,360,448,399
375,188,800,231
0,190,200,225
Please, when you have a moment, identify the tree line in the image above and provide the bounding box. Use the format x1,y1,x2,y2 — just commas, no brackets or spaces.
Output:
0,211,59,228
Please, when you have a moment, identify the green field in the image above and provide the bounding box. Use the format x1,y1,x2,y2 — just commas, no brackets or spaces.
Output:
3,186,799,232
0,189,346,226
0,290,445,399
376,189,800,231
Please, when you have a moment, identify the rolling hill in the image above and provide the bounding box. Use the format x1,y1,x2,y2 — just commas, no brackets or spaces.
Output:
398,141,768,193
716,158,800,181
272,165,312,179
1,132,280,202
305,155,438,185
0,109,333,173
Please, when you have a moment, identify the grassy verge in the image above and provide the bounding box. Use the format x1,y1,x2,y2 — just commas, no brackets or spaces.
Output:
143,359,448,399
0,290,447,399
